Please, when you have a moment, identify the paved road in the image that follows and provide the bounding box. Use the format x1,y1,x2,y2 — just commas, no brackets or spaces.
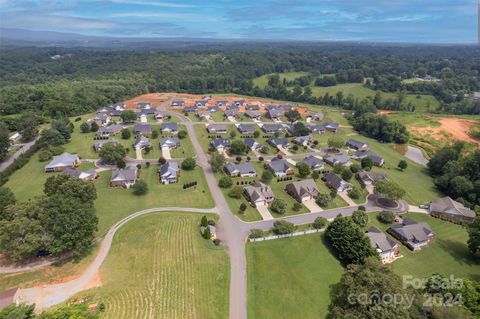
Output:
0,138,38,172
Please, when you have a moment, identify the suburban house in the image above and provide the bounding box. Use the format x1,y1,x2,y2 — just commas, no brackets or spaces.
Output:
293,135,314,146
234,100,246,107
267,158,294,177
196,110,211,120
261,123,284,134
224,109,239,118
237,124,256,135
388,219,435,251
224,162,257,177
90,113,111,126
297,155,324,170
63,168,98,181
352,150,385,166
93,139,117,152
110,166,138,188
429,197,476,223
244,181,275,206
322,172,353,192
159,137,180,149
183,106,198,113
155,111,167,121
279,104,295,111
346,139,369,151
44,153,80,173
308,124,326,134
226,104,239,110
134,124,152,136
160,122,178,134
195,100,209,107
96,124,123,137
285,179,319,202
245,104,260,111
245,138,262,151
171,100,185,107
357,171,387,186
136,102,151,108
211,139,231,152
0,287,19,310
207,106,221,113
158,161,180,184
134,136,151,149
207,124,228,134
323,153,351,167
324,122,340,133
267,108,283,120
366,227,400,263
244,110,263,120
216,100,229,107
307,112,324,121
267,137,289,149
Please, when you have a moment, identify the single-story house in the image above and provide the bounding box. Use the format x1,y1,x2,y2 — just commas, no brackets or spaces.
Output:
96,124,123,137
183,106,198,113
261,124,284,134
195,100,209,107
134,136,151,149
346,139,369,151
196,110,211,120
322,172,353,192
285,179,319,202
265,104,279,111
134,124,152,136
216,100,229,107
429,197,476,223
234,100,246,107
237,124,256,134
0,287,19,310
245,104,260,111
111,109,123,117
244,181,275,206
357,171,387,186
293,135,314,146
226,104,239,110
323,153,351,167
93,139,117,152
207,124,228,134
136,102,151,108
110,166,138,188
206,106,221,113
245,138,262,151
324,122,340,133
159,137,180,149
160,122,178,134
297,155,324,170
388,219,434,251
224,162,257,177
155,111,168,120
158,161,180,184
366,227,400,262
45,153,80,173
308,112,324,121
211,139,231,151
244,110,263,119
308,124,326,134
63,168,98,181
224,109,239,118
267,108,283,120
279,104,295,111
352,150,384,166
267,158,294,177
266,137,289,149
171,100,185,107
90,113,111,126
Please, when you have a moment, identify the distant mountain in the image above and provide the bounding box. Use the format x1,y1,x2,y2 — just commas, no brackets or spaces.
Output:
0,28,101,42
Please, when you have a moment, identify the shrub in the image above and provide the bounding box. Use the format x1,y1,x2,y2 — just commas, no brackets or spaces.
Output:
201,215,208,227
316,193,332,207
38,150,53,162
350,163,361,173
351,210,369,227
272,220,295,235
181,157,196,170
80,122,90,133
158,157,166,165
133,180,148,196
293,202,303,211
271,199,287,214
312,216,328,229
228,186,243,199
151,130,159,139
378,211,396,224
341,169,353,181
311,170,320,180
203,226,211,239
178,130,187,139
121,128,131,139
249,229,265,238
298,163,311,178
261,170,273,183
239,203,247,213
90,122,99,132
361,157,374,170
348,187,361,199
218,176,233,188
292,145,299,151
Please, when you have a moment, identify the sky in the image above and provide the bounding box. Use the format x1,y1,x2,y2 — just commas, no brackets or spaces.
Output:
0,0,478,43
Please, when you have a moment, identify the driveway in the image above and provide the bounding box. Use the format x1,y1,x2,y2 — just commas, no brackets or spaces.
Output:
303,198,322,212
0,136,39,172
256,205,273,220
161,146,171,160
135,147,143,160
278,146,292,156
338,191,356,207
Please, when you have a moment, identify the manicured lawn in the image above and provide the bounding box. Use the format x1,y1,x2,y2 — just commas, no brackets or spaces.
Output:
82,212,229,319
368,212,479,281
315,178,349,209
247,234,343,319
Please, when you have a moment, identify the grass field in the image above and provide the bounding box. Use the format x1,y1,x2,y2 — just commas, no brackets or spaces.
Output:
82,212,229,319
253,72,308,89
247,234,343,319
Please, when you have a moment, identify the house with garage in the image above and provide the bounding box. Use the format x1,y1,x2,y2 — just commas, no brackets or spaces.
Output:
266,137,290,149
323,153,351,167
234,100,247,107
267,158,294,177
245,104,260,111
90,113,111,127
183,106,198,113
93,139,117,152
261,123,284,134
293,135,314,146
429,197,476,223
195,100,209,107
224,109,239,118
136,102,151,109
352,150,384,166
158,161,180,184
322,172,353,192
160,122,178,135
357,171,387,186
346,139,369,151
134,136,151,149
216,100,229,107
196,110,211,120
297,155,324,170
324,122,340,133
110,166,138,188
237,124,256,135
171,100,185,107
159,137,180,149
244,181,275,206
388,219,434,251
96,124,123,137
244,110,263,120
206,106,221,113
308,124,326,134
211,139,231,152
155,111,168,121
285,179,319,202
207,124,228,134
45,153,80,173
224,162,257,177
307,112,324,121
267,108,284,121
245,138,262,151
366,227,400,263
63,168,98,181
134,124,152,137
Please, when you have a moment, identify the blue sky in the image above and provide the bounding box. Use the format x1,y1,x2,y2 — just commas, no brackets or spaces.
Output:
0,0,477,43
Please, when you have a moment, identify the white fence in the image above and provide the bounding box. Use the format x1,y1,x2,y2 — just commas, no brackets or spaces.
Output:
249,228,325,243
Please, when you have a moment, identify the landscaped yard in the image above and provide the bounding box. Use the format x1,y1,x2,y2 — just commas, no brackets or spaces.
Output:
247,234,343,319
81,212,230,319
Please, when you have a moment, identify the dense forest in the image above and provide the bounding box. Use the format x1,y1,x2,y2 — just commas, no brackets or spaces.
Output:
1,44,480,120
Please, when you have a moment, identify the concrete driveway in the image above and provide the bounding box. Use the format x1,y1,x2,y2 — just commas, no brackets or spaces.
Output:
278,146,292,156
161,146,171,159
303,198,323,212
256,205,273,220
338,191,356,206
135,147,143,160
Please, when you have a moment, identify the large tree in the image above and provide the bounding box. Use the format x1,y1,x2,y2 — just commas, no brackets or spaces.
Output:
374,180,406,201
467,216,480,256
284,110,301,123
327,136,345,150
99,143,127,166
0,123,10,161
230,140,247,155
120,110,137,123
209,151,226,173
18,115,39,142
51,118,74,140
0,187,16,218
44,174,97,205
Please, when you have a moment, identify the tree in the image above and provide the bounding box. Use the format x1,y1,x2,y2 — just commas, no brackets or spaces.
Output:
271,199,287,214
327,136,345,150
230,140,247,155
218,176,233,188
293,202,303,211
181,157,196,170
99,143,127,166
51,118,73,140
398,159,408,171
44,174,97,205
249,229,265,238
18,115,39,142
37,303,99,319
158,156,166,165
120,110,137,123
347,187,361,200
311,170,320,180
0,304,35,319
378,211,396,224
228,186,243,199
284,110,301,123
203,226,211,239
253,130,260,138
374,180,406,201
316,193,332,207
239,203,247,213
121,128,131,139
80,122,90,133
341,169,353,181
261,170,273,183
229,130,237,138
350,163,361,173
209,152,226,173
325,215,377,265
312,216,328,229
0,123,10,161
200,215,208,227
361,157,374,170
90,121,99,132
0,187,16,218
351,210,368,227
292,122,310,136
272,220,295,234
178,130,187,139
39,129,66,147
298,163,311,178
133,180,148,195
151,130,159,139
467,216,480,256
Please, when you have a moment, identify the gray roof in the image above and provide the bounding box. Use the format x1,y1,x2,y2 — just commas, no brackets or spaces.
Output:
224,109,239,117
45,153,79,170
244,110,263,118
430,197,476,219
293,136,313,145
354,150,384,165
267,108,283,118
357,171,387,183
134,123,152,133
308,124,326,132
267,158,290,173
171,100,185,106
224,162,256,175
134,136,151,148
285,179,318,199
262,124,284,133
244,181,274,202
324,153,350,165
159,137,180,147
158,161,179,179
63,168,97,180
322,173,344,189
267,137,289,147
237,124,256,134
347,139,368,149
207,124,228,133
183,106,198,112
94,139,117,150
97,124,123,134
366,227,398,253
245,104,260,110
211,139,231,148
298,155,323,169
161,122,178,132
324,122,339,129
111,167,137,182
244,138,261,150
389,220,434,243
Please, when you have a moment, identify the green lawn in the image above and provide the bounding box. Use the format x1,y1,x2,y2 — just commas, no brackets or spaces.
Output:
82,212,229,319
247,234,343,319
253,72,309,89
